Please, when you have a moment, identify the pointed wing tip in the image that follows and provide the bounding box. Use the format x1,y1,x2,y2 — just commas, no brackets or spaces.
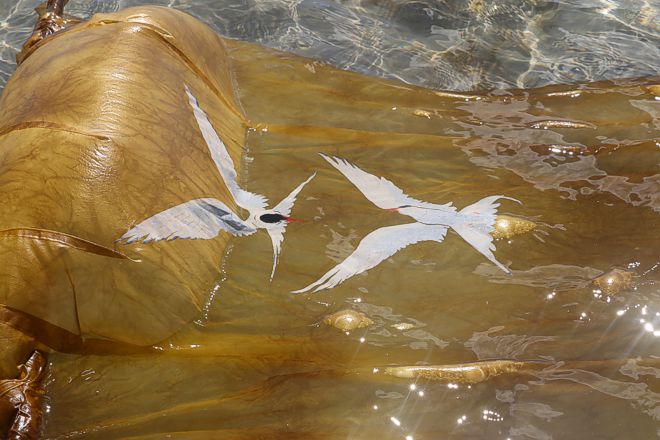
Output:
290,287,322,294
118,232,170,245
319,152,343,164
117,234,138,245
320,153,353,171
291,281,320,294
291,282,329,294
500,195,522,205
496,262,511,274
270,263,277,282
302,171,317,185
290,283,315,294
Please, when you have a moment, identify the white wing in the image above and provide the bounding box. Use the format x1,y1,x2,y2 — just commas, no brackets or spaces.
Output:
267,172,316,280
185,85,268,211
119,198,256,244
321,154,454,211
453,195,521,274
267,226,285,281
292,222,448,293
272,172,316,216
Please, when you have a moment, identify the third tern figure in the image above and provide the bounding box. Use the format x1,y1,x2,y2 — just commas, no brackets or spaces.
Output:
120,85,315,280
293,154,519,293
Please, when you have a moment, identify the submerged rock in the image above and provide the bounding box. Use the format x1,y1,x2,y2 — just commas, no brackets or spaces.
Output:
527,120,595,129
323,310,374,331
592,268,634,295
412,109,432,119
492,215,537,239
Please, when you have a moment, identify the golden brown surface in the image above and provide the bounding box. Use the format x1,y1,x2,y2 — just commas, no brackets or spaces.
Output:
0,6,248,346
0,323,35,380
0,5,658,439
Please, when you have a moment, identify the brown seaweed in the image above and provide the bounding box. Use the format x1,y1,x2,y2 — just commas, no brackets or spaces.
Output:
0,3,658,437
0,228,134,261
17,1,82,65
0,351,46,440
0,0,655,358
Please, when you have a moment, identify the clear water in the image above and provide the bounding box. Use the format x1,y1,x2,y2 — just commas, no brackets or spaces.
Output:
39,71,660,437
0,2,658,440
0,0,658,92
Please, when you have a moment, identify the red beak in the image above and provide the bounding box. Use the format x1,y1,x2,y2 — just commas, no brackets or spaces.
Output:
286,217,305,223
385,207,399,212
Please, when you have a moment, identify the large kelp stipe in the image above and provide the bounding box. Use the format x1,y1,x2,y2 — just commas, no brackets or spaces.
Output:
0,3,658,439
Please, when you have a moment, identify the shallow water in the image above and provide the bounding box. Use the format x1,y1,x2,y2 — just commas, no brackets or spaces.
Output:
0,2,658,440
0,0,659,91
42,73,660,438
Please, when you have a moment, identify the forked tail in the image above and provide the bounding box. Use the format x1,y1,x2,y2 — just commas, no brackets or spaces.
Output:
452,196,520,273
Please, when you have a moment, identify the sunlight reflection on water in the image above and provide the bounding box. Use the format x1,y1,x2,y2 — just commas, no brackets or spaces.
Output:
0,0,659,92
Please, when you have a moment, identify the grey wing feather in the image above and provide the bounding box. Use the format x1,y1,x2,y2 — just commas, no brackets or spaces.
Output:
292,222,448,293
120,198,255,244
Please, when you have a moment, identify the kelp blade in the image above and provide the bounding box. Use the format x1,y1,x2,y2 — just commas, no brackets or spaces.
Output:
0,5,658,439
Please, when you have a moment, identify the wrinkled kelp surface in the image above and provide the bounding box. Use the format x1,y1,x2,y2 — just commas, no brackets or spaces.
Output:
0,5,658,439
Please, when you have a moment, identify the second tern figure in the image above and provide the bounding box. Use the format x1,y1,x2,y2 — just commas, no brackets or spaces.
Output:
293,154,519,293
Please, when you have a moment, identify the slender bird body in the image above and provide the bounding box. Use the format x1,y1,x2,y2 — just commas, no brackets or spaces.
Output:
119,85,315,280
293,154,519,293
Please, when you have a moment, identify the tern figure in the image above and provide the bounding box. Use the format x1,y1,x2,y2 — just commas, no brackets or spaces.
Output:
293,154,519,293
119,85,316,280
